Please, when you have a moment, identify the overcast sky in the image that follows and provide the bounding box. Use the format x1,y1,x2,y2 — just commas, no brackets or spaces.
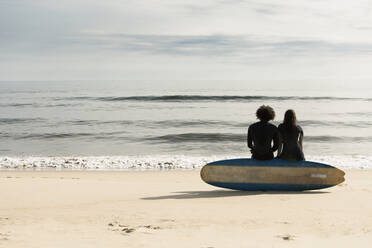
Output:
1,0,372,84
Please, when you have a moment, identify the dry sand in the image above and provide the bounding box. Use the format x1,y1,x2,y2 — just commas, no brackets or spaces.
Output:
0,170,371,248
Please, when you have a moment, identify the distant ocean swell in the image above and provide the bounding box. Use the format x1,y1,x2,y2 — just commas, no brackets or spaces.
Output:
1,131,371,143
56,95,372,102
1,118,371,129
0,155,371,170
0,118,45,124
145,133,372,143
0,131,128,140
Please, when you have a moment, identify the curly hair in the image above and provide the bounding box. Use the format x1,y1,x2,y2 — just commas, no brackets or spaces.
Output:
256,105,275,121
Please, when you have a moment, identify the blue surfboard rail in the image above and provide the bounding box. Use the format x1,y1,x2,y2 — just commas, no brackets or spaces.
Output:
206,182,334,191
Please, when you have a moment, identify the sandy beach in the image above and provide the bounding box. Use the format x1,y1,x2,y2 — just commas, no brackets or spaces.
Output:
0,169,371,248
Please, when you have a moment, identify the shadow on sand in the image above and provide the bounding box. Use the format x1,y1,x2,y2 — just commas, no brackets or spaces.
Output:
141,190,329,200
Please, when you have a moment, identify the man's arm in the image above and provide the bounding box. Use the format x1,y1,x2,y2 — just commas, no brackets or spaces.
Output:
247,126,254,149
272,130,280,152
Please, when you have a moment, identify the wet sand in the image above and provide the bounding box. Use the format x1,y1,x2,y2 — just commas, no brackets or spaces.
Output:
0,170,371,247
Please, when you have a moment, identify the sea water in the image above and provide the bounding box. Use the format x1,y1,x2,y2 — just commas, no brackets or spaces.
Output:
0,81,371,170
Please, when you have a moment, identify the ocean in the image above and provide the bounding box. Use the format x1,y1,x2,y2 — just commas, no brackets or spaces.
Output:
0,81,371,170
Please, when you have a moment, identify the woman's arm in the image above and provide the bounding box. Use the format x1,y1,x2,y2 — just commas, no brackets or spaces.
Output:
299,128,304,150
276,132,283,157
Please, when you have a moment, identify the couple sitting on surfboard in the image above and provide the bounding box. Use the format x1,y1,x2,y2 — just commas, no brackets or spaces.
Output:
247,105,305,161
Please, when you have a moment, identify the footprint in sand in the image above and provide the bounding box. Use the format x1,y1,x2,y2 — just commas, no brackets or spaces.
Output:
277,234,295,241
159,219,175,222
108,222,162,235
142,225,161,230
276,221,290,225
108,222,137,235
0,217,10,225
121,228,136,234
0,233,10,241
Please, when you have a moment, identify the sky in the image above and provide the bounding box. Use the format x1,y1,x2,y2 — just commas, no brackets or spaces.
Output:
1,0,372,85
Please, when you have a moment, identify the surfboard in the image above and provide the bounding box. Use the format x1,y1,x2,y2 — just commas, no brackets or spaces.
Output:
200,158,345,191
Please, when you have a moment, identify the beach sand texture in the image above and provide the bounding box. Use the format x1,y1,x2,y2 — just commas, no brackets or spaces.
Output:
0,170,371,248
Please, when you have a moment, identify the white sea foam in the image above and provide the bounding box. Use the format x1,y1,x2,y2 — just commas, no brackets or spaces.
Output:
306,155,372,170
0,155,371,170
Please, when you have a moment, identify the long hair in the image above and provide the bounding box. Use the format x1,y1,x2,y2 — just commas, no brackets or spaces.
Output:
283,109,297,128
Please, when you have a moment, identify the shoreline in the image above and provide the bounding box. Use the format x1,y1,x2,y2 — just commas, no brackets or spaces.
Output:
1,155,371,170
1,169,371,247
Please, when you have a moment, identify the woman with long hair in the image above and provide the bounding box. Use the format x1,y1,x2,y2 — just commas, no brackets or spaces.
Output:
277,109,305,161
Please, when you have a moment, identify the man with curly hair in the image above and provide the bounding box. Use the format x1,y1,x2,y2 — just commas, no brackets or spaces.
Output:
247,105,279,160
